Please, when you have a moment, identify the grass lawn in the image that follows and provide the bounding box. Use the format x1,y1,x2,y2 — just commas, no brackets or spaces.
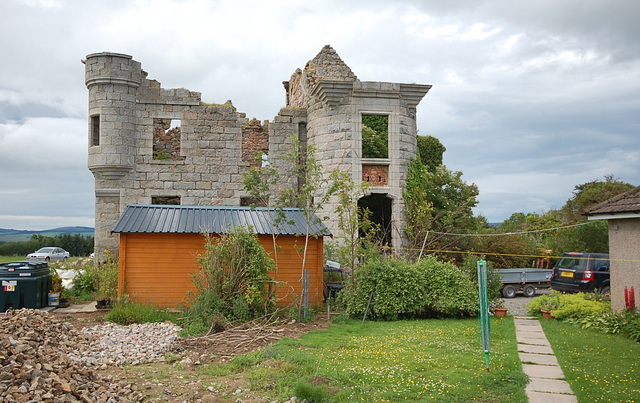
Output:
541,318,640,402
198,316,527,402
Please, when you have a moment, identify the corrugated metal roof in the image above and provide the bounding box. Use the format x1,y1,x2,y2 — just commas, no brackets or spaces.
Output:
111,205,332,236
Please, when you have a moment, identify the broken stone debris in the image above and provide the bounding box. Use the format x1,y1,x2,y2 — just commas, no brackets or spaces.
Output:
0,309,145,402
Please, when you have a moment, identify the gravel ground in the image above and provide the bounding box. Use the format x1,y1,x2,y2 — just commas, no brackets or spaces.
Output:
500,287,551,316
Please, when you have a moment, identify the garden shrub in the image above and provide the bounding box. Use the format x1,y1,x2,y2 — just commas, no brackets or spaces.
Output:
527,291,561,315
342,257,478,319
183,226,274,335
573,309,640,342
527,291,610,319
342,259,425,320
551,293,610,320
417,257,479,318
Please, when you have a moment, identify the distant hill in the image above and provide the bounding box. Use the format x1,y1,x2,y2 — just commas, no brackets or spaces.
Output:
0,226,95,243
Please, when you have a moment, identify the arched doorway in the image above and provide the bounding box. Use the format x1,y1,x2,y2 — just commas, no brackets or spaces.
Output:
358,193,392,246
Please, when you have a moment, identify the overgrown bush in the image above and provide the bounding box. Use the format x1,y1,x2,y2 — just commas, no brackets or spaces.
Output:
419,257,479,317
341,257,478,320
95,252,119,301
70,262,98,300
183,227,274,335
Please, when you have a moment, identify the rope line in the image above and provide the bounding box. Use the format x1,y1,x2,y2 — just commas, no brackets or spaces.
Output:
425,221,595,238
393,246,640,263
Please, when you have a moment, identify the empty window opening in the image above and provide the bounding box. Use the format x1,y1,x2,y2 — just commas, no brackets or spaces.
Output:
362,115,388,159
153,118,182,160
358,194,392,246
261,152,269,167
90,115,100,146
152,196,180,205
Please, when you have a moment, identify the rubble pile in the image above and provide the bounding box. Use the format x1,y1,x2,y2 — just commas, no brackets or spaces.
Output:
0,309,145,402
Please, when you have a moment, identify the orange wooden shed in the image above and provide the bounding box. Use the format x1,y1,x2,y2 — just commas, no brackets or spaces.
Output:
111,205,331,308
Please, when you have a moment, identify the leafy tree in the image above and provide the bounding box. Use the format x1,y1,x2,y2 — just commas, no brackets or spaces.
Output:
280,136,334,320
416,135,446,172
561,175,634,223
243,161,282,302
327,170,377,276
404,156,479,259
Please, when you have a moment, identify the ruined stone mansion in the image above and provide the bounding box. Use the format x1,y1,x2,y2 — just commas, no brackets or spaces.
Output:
85,45,431,254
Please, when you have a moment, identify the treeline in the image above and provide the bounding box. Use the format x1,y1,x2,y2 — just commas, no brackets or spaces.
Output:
0,234,94,257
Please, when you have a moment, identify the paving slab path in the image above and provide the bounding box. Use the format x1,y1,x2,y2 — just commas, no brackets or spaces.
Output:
514,316,578,402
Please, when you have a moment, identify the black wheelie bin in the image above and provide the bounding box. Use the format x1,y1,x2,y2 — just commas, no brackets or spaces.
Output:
0,260,51,312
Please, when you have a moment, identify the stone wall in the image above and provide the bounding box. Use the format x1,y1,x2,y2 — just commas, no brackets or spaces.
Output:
86,46,430,255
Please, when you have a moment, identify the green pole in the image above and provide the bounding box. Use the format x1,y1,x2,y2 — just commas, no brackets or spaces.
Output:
477,260,491,372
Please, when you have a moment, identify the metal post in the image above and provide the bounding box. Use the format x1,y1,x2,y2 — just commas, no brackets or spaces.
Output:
477,260,491,372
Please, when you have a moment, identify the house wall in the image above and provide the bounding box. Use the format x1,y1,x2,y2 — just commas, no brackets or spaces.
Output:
117,232,324,308
608,218,640,312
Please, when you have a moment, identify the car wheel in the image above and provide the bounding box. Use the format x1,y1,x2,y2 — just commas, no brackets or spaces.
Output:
502,285,517,298
523,285,536,298
45,257,50,262
599,285,610,295
63,256,68,261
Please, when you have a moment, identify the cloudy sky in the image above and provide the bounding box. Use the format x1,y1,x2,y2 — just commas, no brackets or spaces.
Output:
1,0,638,230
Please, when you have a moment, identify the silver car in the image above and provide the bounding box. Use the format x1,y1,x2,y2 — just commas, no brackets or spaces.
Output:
27,247,70,262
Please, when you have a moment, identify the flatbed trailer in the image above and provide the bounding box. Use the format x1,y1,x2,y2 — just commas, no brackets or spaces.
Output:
499,268,553,298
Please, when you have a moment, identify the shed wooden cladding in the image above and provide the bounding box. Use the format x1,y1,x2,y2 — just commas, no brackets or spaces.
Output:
117,232,324,308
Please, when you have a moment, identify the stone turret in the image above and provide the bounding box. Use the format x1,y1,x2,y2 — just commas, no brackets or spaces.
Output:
85,52,141,179
283,45,432,247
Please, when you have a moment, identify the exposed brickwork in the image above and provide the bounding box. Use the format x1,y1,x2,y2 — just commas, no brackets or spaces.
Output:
242,118,269,167
362,165,389,186
153,119,183,160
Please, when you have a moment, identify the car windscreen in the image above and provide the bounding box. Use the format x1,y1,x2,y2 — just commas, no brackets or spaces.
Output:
37,248,54,253
555,257,585,270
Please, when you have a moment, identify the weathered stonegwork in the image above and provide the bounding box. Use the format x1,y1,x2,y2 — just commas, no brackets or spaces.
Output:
85,46,430,255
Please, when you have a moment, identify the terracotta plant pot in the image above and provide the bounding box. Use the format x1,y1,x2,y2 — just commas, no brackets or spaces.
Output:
541,309,552,319
494,308,508,317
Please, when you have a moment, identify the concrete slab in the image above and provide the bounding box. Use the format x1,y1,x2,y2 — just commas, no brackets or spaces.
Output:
522,364,566,379
527,391,578,403
516,330,548,339
518,344,555,355
526,378,574,394
515,324,544,333
53,301,97,313
519,352,559,366
517,336,551,346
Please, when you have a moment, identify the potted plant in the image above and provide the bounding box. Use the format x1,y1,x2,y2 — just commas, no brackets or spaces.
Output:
540,300,556,319
49,268,64,306
491,300,508,317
